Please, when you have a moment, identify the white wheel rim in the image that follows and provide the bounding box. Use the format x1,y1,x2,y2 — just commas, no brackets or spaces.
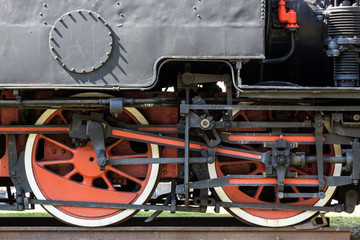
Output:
25,108,159,227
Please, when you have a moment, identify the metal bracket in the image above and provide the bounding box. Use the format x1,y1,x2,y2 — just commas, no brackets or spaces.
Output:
109,98,124,117
144,180,177,223
27,197,346,213
8,135,31,210
183,91,191,208
87,121,108,171
352,139,360,183
69,113,108,170
295,213,329,230
345,189,358,213
194,188,215,207
177,73,230,90
332,113,360,138
263,139,295,195
145,194,171,223
196,129,221,148
315,114,325,193
69,112,107,140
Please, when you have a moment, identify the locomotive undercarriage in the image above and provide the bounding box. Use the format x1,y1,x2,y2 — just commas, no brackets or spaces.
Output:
0,81,359,227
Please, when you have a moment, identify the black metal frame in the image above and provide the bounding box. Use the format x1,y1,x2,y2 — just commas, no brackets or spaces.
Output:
24,198,348,213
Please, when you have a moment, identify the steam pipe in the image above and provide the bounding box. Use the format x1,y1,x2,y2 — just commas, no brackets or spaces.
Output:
263,31,296,64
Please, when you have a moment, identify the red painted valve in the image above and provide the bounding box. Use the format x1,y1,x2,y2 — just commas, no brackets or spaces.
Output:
278,0,300,29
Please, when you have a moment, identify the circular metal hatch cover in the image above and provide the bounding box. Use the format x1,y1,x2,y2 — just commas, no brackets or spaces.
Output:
49,10,113,74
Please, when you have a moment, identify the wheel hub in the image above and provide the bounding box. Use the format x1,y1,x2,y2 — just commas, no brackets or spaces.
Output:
73,142,102,178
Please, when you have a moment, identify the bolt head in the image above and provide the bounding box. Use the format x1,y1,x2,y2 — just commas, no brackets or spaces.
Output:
277,192,284,199
276,155,287,165
318,192,326,199
17,205,25,211
200,119,211,129
10,170,16,176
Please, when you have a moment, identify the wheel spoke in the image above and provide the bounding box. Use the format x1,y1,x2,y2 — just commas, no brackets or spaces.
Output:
109,166,144,185
107,139,125,151
57,111,69,125
82,176,93,187
241,112,250,122
254,186,264,200
250,168,263,175
37,159,74,167
64,169,78,179
101,174,116,191
40,135,75,154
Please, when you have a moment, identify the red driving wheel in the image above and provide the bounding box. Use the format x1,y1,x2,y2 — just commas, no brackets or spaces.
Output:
208,108,341,227
25,108,160,227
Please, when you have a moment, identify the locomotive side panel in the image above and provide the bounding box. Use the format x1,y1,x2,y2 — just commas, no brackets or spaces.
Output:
0,0,264,90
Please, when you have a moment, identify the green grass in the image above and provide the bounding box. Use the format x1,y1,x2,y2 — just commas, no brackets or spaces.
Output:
0,212,51,217
329,216,360,227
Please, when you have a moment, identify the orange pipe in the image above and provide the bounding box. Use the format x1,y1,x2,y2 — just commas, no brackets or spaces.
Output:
278,0,299,29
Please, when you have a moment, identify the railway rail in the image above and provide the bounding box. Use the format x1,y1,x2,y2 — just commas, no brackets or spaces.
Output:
0,217,351,240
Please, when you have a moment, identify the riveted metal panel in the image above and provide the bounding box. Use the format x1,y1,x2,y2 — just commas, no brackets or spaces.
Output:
0,0,265,90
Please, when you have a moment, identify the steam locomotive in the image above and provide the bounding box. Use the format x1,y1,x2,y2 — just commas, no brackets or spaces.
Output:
0,0,359,228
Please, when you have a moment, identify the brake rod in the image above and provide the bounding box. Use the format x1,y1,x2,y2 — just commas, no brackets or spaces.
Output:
27,198,344,213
